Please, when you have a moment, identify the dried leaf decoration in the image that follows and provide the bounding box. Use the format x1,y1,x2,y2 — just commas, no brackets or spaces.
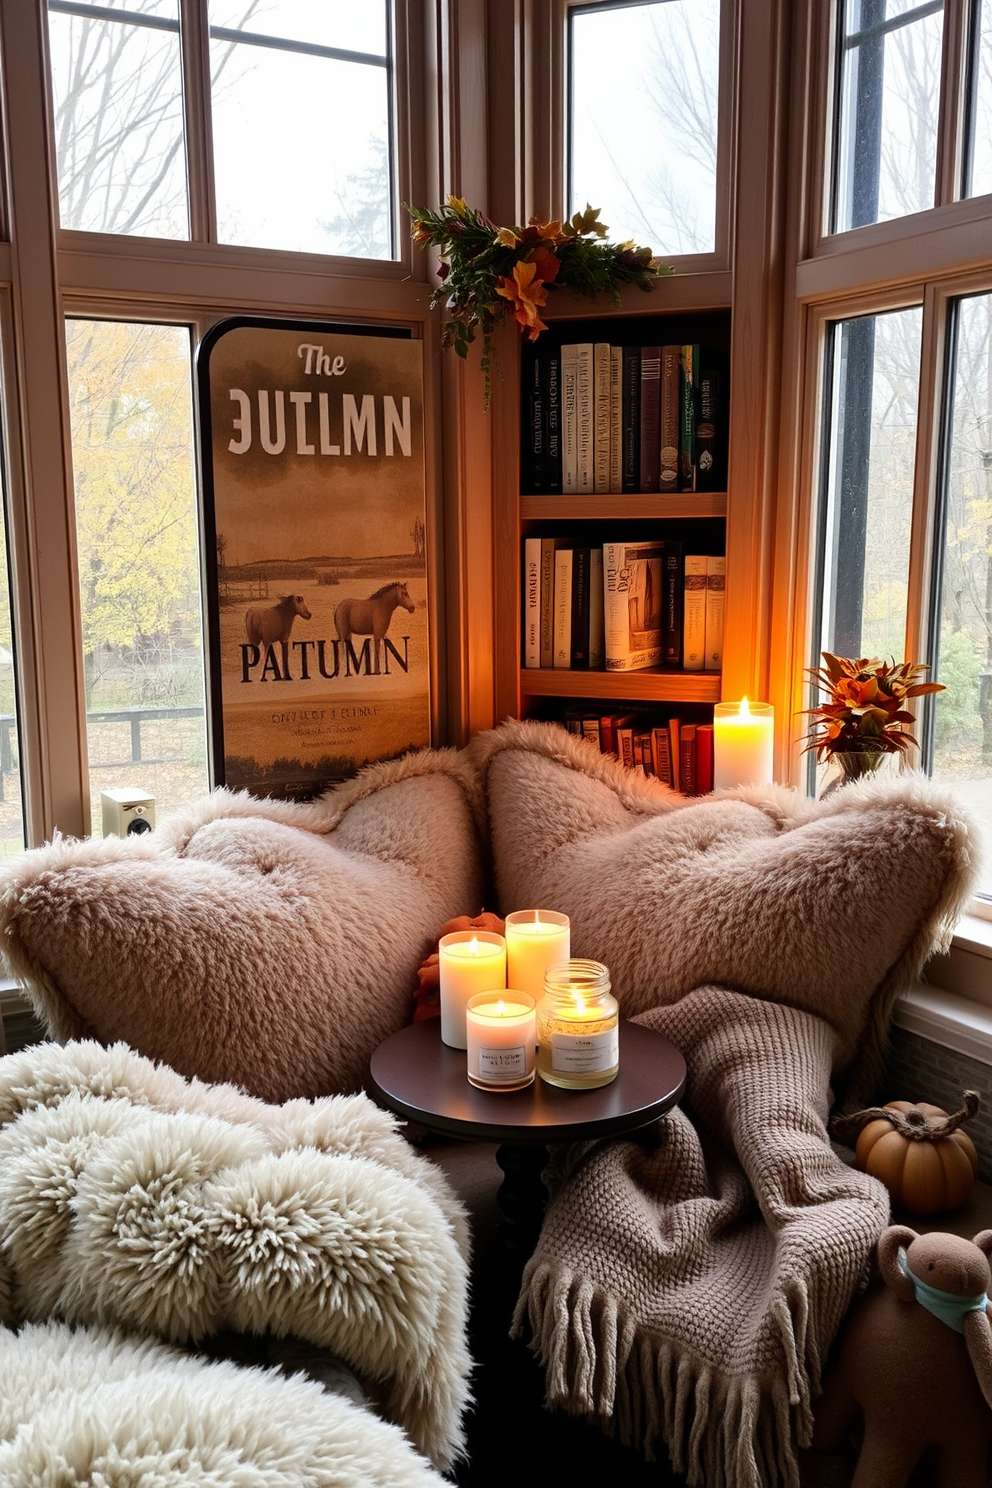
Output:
801,652,945,760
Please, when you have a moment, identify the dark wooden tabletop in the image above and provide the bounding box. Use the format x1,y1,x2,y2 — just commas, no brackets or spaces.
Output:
367,1018,686,1144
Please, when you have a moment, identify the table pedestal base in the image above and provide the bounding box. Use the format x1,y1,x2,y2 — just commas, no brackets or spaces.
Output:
495,1143,548,1256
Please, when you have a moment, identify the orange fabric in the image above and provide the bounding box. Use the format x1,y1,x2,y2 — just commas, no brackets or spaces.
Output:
412,912,506,1022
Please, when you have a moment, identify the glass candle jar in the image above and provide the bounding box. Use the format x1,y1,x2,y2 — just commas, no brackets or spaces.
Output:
536,960,619,1090
465,991,537,1091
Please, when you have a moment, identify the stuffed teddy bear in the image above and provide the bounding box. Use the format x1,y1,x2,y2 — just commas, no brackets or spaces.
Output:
812,1224,992,1488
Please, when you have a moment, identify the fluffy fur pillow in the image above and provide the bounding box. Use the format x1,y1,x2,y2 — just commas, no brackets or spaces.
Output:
0,749,485,1102
470,720,980,1097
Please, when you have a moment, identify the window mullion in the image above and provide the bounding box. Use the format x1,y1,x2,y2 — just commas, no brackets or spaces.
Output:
179,0,215,243
935,0,970,205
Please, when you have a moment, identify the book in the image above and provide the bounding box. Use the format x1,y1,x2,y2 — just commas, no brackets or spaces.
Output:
668,717,682,787
581,715,601,748
575,343,595,493
564,706,599,741
651,725,675,787
562,344,578,494
569,546,591,668
616,722,637,771
621,345,640,492
593,342,611,494
588,547,605,668
546,348,562,492
600,711,637,758
682,554,708,671
609,347,623,493
662,542,684,669
660,344,681,494
553,548,572,668
696,723,714,795
695,348,726,492
522,345,545,492
603,539,666,671
523,537,541,667
679,344,698,491
539,536,556,667
680,723,698,795
635,730,654,775
705,555,726,670
639,345,662,492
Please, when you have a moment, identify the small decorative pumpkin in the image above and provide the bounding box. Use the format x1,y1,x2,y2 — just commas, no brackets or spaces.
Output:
832,1091,981,1215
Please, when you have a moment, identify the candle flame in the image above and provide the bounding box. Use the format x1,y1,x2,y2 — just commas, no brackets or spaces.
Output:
739,696,751,720
496,999,505,1015
469,937,479,954
573,992,586,1015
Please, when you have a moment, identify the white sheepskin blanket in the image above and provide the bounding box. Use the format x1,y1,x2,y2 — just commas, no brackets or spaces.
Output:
0,1040,472,1472
0,1320,447,1486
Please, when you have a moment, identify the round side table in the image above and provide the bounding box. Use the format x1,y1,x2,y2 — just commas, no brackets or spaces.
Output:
368,1019,686,1256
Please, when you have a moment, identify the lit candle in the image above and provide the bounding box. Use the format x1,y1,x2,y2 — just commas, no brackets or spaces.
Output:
465,991,537,1091
504,910,570,999
438,931,506,1049
712,697,774,789
536,960,619,1090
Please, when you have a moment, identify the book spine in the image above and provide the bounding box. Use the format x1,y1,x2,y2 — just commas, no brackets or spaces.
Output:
599,715,619,758
639,345,661,492
651,725,674,788
695,723,714,795
705,555,726,670
617,725,636,771
609,347,623,493
621,346,640,492
695,348,726,492
575,343,595,493
635,731,654,776
562,345,578,494
581,716,601,748
682,554,708,671
679,344,699,491
593,343,611,494
663,543,683,669
603,540,666,671
546,349,562,493
680,723,698,795
588,547,605,669
523,537,541,667
668,717,682,788
660,344,681,493
553,549,572,668
540,536,556,667
569,546,591,668
522,345,544,493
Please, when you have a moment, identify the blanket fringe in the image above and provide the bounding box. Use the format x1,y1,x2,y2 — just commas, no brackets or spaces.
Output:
515,1264,818,1488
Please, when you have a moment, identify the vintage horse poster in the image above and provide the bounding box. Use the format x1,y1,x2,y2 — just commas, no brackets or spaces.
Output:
197,318,429,799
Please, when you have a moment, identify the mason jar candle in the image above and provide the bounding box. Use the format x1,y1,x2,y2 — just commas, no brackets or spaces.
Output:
504,910,570,999
536,960,619,1090
465,992,537,1091
438,931,507,1050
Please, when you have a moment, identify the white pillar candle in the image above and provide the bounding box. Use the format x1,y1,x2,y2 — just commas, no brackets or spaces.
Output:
712,698,774,789
465,992,537,1090
438,931,506,1049
504,910,571,999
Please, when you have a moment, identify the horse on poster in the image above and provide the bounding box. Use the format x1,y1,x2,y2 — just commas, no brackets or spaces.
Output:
334,581,416,674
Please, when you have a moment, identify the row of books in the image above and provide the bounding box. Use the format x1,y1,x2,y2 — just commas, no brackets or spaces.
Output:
523,537,725,672
564,708,714,796
522,341,727,495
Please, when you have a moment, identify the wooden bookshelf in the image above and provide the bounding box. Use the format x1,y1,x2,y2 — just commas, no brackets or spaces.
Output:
520,493,727,523
520,669,722,703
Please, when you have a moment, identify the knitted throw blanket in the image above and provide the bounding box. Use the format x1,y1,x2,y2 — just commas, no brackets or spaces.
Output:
0,1040,472,1472
513,985,891,1488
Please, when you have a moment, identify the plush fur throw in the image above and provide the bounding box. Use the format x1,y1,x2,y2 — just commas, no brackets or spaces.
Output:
470,719,980,1098
0,1320,447,1486
0,747,485,1102
0,1040,472,1472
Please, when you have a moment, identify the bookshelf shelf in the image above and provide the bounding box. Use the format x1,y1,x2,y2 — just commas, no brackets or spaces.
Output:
520,668,721,703
521,493,727,522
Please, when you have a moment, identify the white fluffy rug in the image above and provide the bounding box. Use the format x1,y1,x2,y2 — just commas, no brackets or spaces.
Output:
0,1320,447,1486
0,1040,472,1471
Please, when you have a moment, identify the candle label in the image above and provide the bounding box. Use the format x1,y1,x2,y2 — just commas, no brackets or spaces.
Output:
478,1046,529,1081
551,1027,619,1074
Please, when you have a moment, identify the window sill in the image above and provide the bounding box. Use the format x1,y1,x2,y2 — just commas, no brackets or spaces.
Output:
894,983,992,1067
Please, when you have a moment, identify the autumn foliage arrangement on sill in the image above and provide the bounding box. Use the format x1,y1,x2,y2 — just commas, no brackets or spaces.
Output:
802,652,945,789
405,197,672,404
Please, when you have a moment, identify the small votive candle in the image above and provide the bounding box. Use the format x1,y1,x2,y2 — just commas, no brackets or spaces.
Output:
504,910,570,999
438,931,507,1050
465,992,537,1091
537,960,619,1090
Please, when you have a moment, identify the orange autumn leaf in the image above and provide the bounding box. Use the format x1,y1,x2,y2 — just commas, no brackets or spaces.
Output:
525,245,561,284
496,260,550,339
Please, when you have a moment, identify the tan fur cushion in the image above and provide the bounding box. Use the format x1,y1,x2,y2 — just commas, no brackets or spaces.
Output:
470,720,980,1098
0,750,485,1102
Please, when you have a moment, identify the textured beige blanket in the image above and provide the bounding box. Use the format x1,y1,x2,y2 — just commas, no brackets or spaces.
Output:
514,986,891,1488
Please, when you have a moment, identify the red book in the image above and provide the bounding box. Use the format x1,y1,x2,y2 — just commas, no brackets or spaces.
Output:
696,723,714,795
679,723,697,795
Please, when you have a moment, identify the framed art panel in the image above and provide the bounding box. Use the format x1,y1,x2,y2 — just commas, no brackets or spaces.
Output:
197,317,429,799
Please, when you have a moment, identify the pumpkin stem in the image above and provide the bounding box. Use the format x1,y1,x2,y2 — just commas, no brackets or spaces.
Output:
831,1090,981,1143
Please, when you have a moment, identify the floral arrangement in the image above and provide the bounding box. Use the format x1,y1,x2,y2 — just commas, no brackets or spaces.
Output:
405,197,671,402
802,652,945,761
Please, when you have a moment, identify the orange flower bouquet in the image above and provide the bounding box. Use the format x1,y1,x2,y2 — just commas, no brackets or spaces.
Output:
405,197,670,403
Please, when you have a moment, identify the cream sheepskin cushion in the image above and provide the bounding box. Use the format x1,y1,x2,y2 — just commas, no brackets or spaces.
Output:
471,720,980,1097
0,1039,472,1471
0,748,485,1102
0,1320,447,1486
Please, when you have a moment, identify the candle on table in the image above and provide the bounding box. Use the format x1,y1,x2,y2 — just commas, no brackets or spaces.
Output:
504,910,570,999
536,959,619,1090
465,992,537,1091
438,931,506,1050
712,697,774,789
